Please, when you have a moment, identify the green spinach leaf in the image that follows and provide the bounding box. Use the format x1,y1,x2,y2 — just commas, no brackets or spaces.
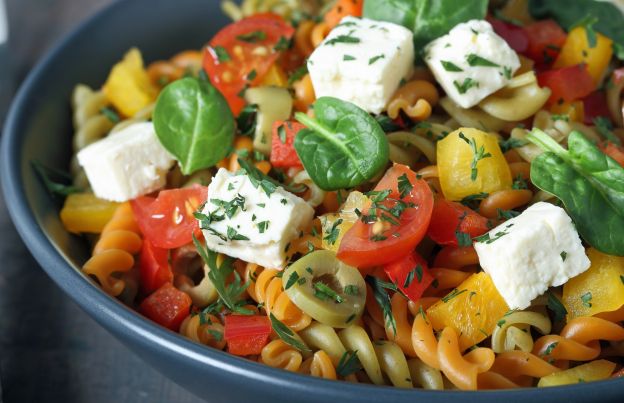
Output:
363,0,488,51
528,0,624,60
527,129,624,256
153,77,234,175
294,97,389,191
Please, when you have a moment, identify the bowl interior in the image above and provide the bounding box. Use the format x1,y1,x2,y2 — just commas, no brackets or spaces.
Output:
2,1,623,402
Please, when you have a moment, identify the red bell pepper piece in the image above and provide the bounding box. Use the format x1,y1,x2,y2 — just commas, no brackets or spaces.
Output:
487,17,528,53
384,252,434,303
139,240,173,295
140,283,192,331
523,20,567,67
224,315,272,356
270,120,305,169
582,91,611,125
537,64,595,105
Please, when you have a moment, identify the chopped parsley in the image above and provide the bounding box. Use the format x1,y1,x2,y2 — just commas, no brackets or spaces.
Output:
546,290,567,322
270,313,311,352
344,285,360,296
368,54,385,65
325,35,360,46
458,132,492,181
474,224,513,244
287,65,308,86
497,208,520,220
246,69,257,81
213,46,231,62
273,36,291,51
343,54,356,61
236,30,267,43
442,288,468,303
499,137,528,153
502,66,512,79
336,350,362,377
210,194,246,218
560,251,568,262
227,226,249,241
397,173,413,198
100,106,121,123
441,60,463,72
31,161,81,197
366,276,397,336
193,235,253,315
313,282,344,303
404,265,423,288
497,319,506,328
455,230,473,247
323,218,343,245
257,220,270,234
277,124,287,143
453,77,479,94
593,116,621,146
581,291,593,308
285,271,300,290
466,53,499,67
543,341,559,356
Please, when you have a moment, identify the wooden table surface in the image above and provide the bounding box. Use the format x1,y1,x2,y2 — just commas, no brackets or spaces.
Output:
0,1,205,402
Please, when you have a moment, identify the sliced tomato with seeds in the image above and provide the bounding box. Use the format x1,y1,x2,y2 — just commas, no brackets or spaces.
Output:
384,251,433,303
131,185,208,249
337,164,434,268
427,198,490,247
203,16,295,116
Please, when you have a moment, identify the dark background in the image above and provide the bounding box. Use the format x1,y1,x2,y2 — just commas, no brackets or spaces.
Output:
0,1,205,402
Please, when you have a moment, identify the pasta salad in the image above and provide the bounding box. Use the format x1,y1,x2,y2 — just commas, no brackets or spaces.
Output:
37,0,624,391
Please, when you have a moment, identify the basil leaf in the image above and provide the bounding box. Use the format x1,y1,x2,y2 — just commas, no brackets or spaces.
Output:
294,97,389,190
363,0,488,51
153,77,234,174
528,0,624,60
527,129,624,256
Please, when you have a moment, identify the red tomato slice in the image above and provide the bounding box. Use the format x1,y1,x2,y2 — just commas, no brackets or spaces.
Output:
582,91,611,125
523,19,567,66
131,186,207,249
224,315,272,356
270,120,304,168
427,198,490,247
337,164,434,268
140,283,192,331
600,142,624,167
139,240,173,295
203,16,295,116
384,251,433,303
487,17,528,53
537,64,595,105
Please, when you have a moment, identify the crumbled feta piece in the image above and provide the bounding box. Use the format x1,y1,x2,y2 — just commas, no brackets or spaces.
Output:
77,122,175,202
424,19,520,109
307,16,414,114
474,202,590,310
199,168,314,268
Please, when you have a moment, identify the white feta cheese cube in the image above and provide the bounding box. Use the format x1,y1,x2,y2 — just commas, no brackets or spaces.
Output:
200,168,315,269
77,122,175,202
307,16,414,114
474,202,590,310
424,19,521,109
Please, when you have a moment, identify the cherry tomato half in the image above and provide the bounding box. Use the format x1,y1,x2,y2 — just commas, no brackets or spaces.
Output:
203,16,295,116
131,185,208,249
337,164,434,268
427,198,490,247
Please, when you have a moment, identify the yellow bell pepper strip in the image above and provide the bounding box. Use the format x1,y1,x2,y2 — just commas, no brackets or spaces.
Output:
562,248,624,319
320,191,369,252
260,64,288,88
103,48,158,117
426,272,510,351
538,360,616,387
60,193,120,234
553,26,613,86
437,128,512,201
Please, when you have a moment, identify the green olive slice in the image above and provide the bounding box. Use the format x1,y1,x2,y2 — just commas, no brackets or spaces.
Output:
283,250,366,328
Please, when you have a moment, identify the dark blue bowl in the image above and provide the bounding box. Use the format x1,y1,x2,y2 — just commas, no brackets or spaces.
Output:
1,0,623,401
